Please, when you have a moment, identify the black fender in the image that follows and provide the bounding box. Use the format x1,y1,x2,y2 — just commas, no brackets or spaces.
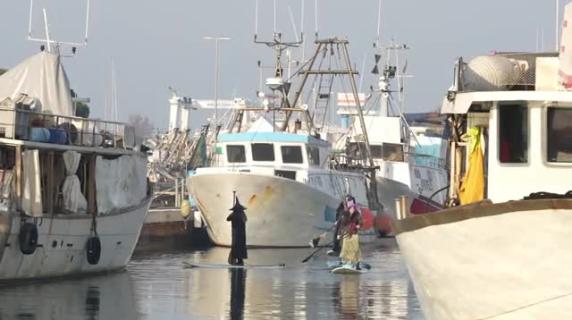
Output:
18,222,38,255
86,236,101,265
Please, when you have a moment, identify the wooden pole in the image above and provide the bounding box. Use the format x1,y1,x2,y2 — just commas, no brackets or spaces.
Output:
15,146,22,210
47,151,54,215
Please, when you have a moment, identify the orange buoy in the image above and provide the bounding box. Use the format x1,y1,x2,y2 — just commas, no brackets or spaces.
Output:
360,207,374,230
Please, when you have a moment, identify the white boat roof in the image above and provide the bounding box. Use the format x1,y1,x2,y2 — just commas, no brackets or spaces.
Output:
218,131,330,147
0,52,74,116
441,90,572,114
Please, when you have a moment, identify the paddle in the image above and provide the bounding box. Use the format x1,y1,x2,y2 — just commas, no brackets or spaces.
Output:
309,222,339,248
301,240,334,263
309,231,328,248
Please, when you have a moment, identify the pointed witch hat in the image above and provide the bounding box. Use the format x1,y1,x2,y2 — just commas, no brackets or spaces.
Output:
229,196,247,211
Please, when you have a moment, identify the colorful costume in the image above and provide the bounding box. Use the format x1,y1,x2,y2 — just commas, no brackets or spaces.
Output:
339,204,362,267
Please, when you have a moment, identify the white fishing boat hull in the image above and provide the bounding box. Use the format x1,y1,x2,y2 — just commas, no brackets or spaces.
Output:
0,197,151,282
189,172,378,247
394,199,572,320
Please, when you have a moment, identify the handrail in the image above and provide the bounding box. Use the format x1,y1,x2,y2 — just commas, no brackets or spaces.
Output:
0,107,138,150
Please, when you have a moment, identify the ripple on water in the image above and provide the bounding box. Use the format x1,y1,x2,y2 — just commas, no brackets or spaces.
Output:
130,240,423,320
0,240,423,320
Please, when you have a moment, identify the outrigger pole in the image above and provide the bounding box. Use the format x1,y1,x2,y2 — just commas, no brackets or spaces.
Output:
284,38,382,211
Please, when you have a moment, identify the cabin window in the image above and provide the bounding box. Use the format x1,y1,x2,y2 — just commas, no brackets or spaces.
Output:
498,104,528,163
370,145,383,158
251,143,275,161
226,145,246,163
382,143,405,161
275,170,296,180
281,146,303,164
307,146,320,166
547,107,572,162
347,142,366,161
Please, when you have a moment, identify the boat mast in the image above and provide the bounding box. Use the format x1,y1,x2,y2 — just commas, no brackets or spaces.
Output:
253,0,305,132
283,38,381,209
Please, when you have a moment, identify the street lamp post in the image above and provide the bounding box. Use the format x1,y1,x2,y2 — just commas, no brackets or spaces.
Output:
203,36,230,127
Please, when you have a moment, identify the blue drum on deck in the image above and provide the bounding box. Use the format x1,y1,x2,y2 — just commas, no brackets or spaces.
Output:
30,127,50,142
48,128,68,144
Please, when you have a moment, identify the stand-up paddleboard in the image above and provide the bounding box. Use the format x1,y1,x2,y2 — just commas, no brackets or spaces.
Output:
331,265,369,274
327,260,371,270
183,262,286,270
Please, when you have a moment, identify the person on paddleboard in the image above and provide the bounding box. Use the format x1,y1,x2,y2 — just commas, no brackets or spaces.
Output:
327,201,346,256
328,195,355,256
339,198,363,270
227,197,248,266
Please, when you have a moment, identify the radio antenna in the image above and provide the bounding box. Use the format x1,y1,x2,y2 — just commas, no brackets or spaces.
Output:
288,5,300,42
274,0,278,34
27,0,91,52
314,0,319,38
376,0,382,48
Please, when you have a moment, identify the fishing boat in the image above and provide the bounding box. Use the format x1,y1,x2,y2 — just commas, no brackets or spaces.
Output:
340,43,448,223
394,6,572,318
189,35,388,247
0,7,151,280
365,51,448,218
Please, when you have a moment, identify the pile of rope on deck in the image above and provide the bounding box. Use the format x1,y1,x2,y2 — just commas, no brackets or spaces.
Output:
524,191,572,200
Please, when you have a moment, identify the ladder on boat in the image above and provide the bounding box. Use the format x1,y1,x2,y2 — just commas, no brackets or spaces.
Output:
312,73,335,129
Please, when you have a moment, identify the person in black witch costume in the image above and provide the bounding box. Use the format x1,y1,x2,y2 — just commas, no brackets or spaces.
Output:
227,197,248,266
327,201,345,256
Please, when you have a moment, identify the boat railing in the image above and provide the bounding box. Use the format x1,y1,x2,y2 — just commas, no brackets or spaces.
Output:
0,107,138,150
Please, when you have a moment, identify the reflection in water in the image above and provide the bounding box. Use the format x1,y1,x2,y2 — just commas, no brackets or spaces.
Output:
131,240,423,319
16,313,35,320
0,241,422,320
84,286,100,320
338,276,361,319
0,272,138,320
229,269,246,320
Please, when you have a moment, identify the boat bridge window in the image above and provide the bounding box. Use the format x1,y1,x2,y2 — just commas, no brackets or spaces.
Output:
251,143,275,161
275,170,296,180
547,107,572,163
281,146,303,164
347,142,366,161
498,104,528,163
370,145,383,159
227,145,246,163
382,143,405,161
307,146,320,166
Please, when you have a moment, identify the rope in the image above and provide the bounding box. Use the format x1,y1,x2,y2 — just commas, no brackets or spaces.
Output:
524,190,572,200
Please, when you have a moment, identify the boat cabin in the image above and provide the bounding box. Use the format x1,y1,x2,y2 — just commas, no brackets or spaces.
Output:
443,53,572,204
211,132,331,181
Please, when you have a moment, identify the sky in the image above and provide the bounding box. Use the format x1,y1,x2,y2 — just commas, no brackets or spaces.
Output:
0,0,564,131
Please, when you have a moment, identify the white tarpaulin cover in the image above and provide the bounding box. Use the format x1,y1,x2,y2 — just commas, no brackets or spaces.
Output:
62,151,87,213
0,52,74,116
95,155,147,214
22,150,43,217
560,3,572,89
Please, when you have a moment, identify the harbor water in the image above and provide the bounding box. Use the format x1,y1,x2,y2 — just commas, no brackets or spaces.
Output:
0,240,422,319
